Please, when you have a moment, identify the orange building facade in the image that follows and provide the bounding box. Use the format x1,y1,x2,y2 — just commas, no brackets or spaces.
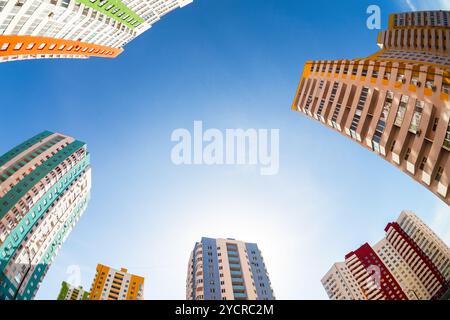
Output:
292,10,450,205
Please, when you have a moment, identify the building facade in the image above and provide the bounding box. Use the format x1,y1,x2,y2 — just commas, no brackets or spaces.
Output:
186,237,275,301
57,281,89,300
0,131,91,300
0,0,192,63
322,211,450,300
292,10,450,205
397,210,450,280
321,262,366,300
88,264,144,300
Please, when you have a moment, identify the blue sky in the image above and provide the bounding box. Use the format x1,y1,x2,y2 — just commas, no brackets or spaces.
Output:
0,0,449,300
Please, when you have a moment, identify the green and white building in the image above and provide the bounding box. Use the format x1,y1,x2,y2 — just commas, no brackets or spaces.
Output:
57,281,89,300
0,0,193,62
0,131,91,300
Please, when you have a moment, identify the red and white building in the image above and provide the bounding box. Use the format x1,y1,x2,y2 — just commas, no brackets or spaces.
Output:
322,211,450,300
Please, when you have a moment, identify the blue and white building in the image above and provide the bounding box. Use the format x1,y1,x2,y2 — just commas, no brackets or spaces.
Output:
186,237,275,300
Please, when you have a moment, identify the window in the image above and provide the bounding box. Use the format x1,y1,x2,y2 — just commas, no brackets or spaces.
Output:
409,100,424,134
372,91,393,151
362,66,368,77
419,157,427,170
331,103,342,128
304,95,313,110
319,80,324,89
343,64,349,74
394,95,409,127
383,69,391,80
349,87,369,138
372,65,379,78
435,167,444,182
404,148,411,161
432,118,439,131
444,121,450,149
396,73,405,83
329,82,339,103
443,83,450,95
0,43,9,51
425,79,434,89
317,99,325,116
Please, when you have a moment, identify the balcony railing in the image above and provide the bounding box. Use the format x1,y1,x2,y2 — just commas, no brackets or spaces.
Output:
444,139,450,150
231,277,244,284
232,285,246,292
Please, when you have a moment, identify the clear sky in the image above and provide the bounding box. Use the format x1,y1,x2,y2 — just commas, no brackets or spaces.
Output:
0,0,449,300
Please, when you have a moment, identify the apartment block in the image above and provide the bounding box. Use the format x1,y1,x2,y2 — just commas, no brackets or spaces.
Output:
186,237,275,301
322,211,450,300
57,281,89,300
292,10,450,205
0,131,91,300
0,0,193,62
88,264,144,300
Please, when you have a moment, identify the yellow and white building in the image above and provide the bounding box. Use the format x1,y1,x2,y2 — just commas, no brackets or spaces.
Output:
88,264,144,300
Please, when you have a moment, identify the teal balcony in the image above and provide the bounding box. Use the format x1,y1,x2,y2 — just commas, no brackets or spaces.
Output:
229,263,241,270
230,270,243,276
228,256,240,262
231,278,244,284
233,293,248,299
232,285,246,292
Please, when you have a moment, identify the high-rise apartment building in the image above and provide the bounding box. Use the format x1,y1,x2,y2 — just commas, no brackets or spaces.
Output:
322,211,450,300
0,131,91,300
88,264,144,300
186,237,275,301
57,281,89,300
396,210,450,280
292,10,450,205
0,0,193,63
